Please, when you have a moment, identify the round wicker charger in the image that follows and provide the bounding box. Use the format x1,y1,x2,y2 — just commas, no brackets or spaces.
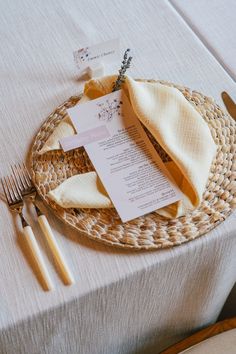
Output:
30,80,236,250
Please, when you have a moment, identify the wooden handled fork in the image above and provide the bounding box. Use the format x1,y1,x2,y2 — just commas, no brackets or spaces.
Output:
11,163,74,286
1,175,54,291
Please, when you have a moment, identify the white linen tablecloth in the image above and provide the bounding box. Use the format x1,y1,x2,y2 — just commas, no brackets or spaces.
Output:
0,0,235,353
171,0,236,83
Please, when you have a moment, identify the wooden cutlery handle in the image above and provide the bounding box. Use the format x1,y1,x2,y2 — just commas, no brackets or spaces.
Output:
23,225,54,291
222,91,236,121
37,215,75,285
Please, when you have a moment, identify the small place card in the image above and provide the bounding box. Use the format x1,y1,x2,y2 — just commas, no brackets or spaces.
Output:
73,38,120,74
66,90,182,222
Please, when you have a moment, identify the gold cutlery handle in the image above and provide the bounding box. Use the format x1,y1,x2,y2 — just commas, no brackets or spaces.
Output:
23,225,54,291
37,215,75,285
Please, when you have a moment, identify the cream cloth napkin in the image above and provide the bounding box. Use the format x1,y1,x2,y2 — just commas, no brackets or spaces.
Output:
49,172,112,208
43,75,217,218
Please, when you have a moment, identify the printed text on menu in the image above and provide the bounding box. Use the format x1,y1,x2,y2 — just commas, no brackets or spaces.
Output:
67,90,181,222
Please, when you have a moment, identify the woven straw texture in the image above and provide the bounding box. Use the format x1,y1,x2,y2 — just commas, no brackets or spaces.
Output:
30,80,236,250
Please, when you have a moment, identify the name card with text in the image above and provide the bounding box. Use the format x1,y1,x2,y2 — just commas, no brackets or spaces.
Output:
73,38,120,74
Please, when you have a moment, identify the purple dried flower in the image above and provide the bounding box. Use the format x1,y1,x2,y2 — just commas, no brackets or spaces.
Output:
112,49,133,92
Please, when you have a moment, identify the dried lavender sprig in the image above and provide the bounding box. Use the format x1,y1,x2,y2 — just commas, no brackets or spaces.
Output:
112,49,132,92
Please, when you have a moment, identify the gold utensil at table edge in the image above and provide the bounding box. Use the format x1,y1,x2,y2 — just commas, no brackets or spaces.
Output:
11,163,75,286
1,174,54,291
221,91,236,121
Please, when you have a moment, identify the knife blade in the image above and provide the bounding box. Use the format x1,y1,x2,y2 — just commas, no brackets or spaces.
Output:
221,91,236,121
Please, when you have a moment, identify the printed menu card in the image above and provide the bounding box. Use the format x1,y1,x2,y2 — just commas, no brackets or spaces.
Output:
66,90,182,222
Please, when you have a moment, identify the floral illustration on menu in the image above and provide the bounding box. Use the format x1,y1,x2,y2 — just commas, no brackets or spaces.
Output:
78,47,90,62
97,98,123,122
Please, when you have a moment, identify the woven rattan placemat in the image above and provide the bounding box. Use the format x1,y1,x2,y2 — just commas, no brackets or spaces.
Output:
30,80,236,250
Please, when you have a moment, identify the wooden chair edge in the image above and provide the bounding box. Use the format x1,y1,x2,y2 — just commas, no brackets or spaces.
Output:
160,317,236,354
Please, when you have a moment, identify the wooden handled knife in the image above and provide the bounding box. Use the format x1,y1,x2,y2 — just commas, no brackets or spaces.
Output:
221,91,236,121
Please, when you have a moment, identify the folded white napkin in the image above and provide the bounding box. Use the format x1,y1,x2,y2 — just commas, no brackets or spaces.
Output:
43,75,216,218
49,172,112,208
39,95,89,154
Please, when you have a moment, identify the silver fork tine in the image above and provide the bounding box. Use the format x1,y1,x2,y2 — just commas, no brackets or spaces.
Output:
11,173,22,198
7,176,16,201
19,163,31,188
22,163,32,186
12,164,26,191
6,176,16,203
1,177,12,204
1,175,25,225
8,175,21,201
